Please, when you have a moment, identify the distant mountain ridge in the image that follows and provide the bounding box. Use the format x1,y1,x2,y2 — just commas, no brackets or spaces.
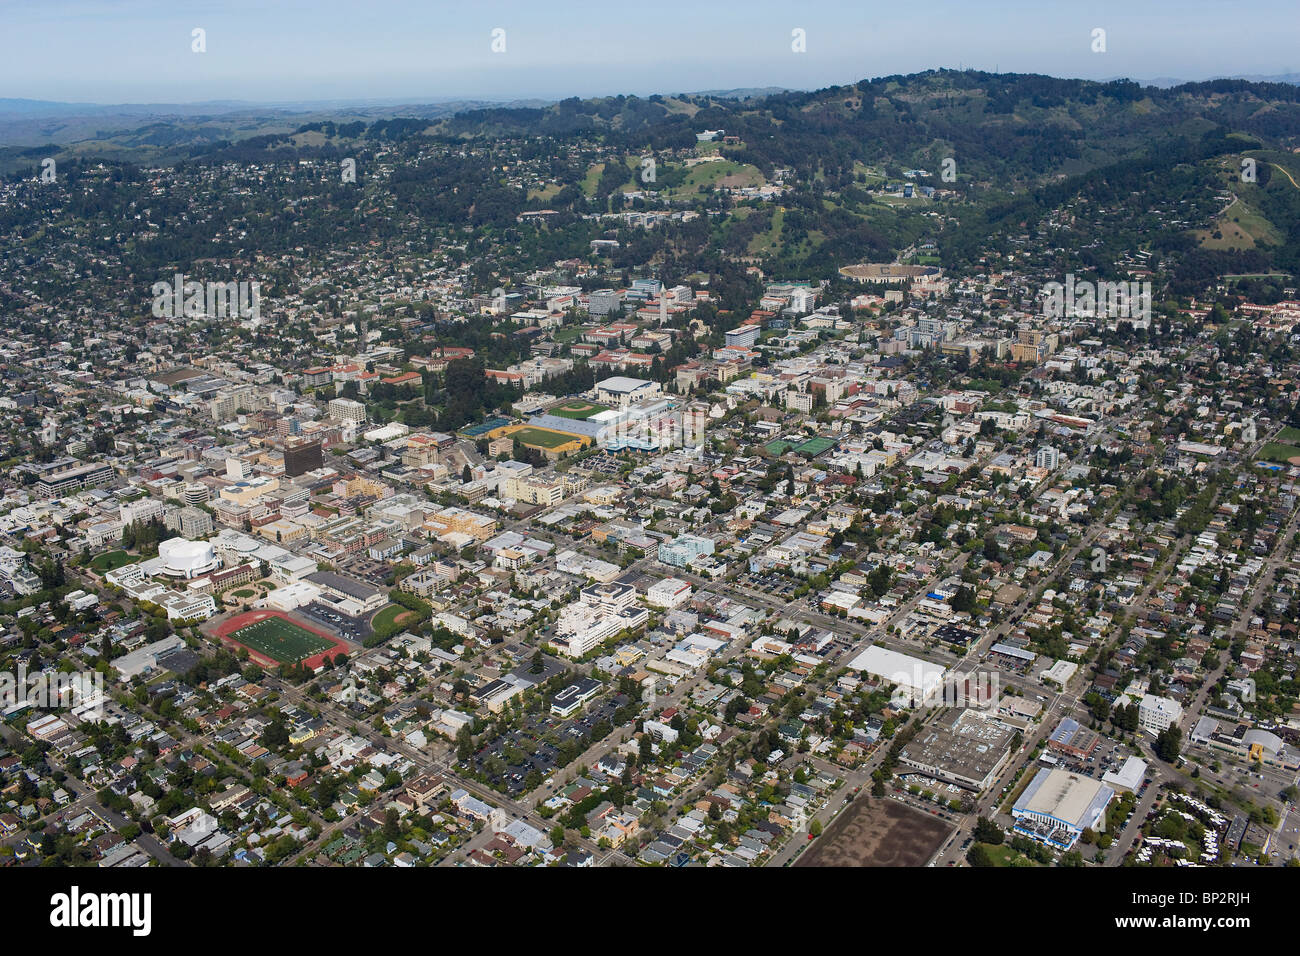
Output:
0,97,552,148
5,70,1300,184
5,70,1297,147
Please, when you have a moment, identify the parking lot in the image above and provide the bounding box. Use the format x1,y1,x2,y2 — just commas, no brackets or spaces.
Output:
569,453,623,477
298,601,369,643
1054,737,1128,778
737,570,802,599
469,693,630,795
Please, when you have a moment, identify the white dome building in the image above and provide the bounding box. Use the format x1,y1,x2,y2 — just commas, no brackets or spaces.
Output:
158,538,219,579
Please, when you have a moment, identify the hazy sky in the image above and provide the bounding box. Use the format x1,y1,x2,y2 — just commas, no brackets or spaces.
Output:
3,0,1297,104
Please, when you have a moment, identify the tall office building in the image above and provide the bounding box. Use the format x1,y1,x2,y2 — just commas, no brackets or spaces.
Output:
283,437,323,477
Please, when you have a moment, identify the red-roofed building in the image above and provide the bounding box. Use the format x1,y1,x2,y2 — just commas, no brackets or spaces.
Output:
382,371,423,387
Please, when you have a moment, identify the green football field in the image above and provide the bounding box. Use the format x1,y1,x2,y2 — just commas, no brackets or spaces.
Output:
511,426,581,448
229,617,333,664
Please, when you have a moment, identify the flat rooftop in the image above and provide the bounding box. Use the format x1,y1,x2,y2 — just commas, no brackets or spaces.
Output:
847,645,947,696
899,709,1014,787
1014,767,1114,829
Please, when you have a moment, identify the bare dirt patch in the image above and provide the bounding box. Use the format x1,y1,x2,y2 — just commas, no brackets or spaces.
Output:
796,797,953,867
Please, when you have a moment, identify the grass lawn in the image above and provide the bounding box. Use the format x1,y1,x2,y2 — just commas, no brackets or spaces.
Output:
1275,426,1300,444
551,326,586,343
527,183,562,201
90,550,137,573
229,589,256,599
978,843,1041,866
746,206,785,256
1197,198,1282,250
851,160,886,185
1257,442,1300,463
874,194,929,208
580,162,605,197
664,159,763,199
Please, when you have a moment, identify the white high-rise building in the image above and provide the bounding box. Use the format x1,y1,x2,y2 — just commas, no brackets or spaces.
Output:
1138,694,1183,735
328,397,367,423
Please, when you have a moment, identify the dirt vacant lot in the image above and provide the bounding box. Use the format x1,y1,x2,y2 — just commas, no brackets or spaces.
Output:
796,798,953,867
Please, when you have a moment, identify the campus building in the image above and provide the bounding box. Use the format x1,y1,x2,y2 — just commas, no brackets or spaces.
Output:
328,397,367,423
164,505,215,540
847,645,948,706
303,570,387,614
595,376,662,408
552,582,648,658
35,461,114,498
155,538,220,579
160,590,218,623
1011,767,1114,850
